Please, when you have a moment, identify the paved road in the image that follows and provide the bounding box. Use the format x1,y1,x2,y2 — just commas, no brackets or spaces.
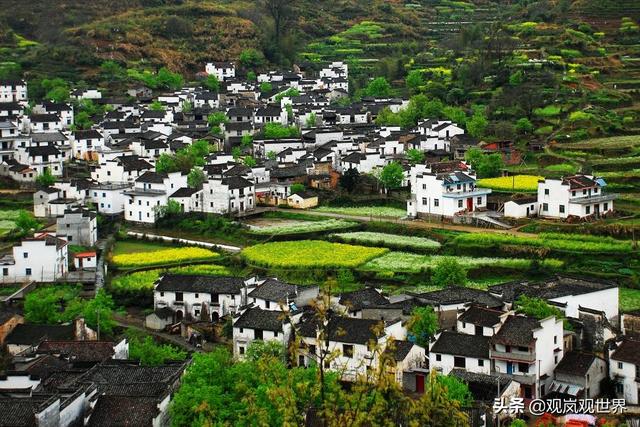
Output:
276,208,539,237
126,231,242,253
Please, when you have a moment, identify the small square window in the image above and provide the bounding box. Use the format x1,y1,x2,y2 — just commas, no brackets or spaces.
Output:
544,188,549,195
435,354,441,362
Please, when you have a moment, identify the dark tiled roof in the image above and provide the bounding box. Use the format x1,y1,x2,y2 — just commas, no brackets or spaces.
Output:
36,341,115,363
116,155,153,172
415,286,503,308
136,171,167,184
488,275,617,302
73,129,103,140
269,165,307,179
450,369,513,402
491,315,539,347
222,175,253,190
562,175,596,189
156,274,243,294
431,331,490,358
555,351,599,377
27,146,60,156
388,340,416,361
439,171,475,185
76,360,186,394
458,306,503,328
29,113,59,122
234,307,286,332
0,399,37,426
87,396,160,427
298,315,385,345
6,324,74,346
170,187,199,198
611,339,640,366
339,288,389,311
30,132,66,143
248,279,297,302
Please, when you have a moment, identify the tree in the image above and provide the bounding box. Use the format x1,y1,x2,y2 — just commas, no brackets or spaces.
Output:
431,257,467,286
290,183,304,194
35,168,55,187
244,340,285,362
464,147,484,171
41,78,69,103
266,150,277,160
15,210,39,233
262,0,294,48
476,153,504,178
149,100,165,111
436,375,473,406
155,199,183,219
156,153,177,173
246,71,257,81
241,134,253,148
207,111,229,127
407,306,437,348
263,123,299,139
379,162,404,192
340,168,360,193
406,148,425,165
515,117,534,134
129,335,187,367
406,69,424,92
100,60,125,82
275,88,300,102
204,74,220,92
24,285,79,324
231,146,242,160
156,67,183,90
187,168,206,188
363,77,392,98
260,82,273,93
73,111,93,130
76,289,117,335
239,48,265,69
466,106,488,138
305,112,317,128
243,156,257,167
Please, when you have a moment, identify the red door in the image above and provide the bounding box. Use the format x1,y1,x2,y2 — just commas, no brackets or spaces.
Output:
466,197,473,211
416,374,425,393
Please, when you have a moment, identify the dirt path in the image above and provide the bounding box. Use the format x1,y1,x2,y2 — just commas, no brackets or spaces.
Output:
278,208,539,238
114,314,202,353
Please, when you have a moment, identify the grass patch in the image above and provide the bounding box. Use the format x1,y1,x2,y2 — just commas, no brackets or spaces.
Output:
620,288,640,312
453,232,635,254
331,231,441,251
477,175,542,192
110,247,219,269
315,206,406,218
361,252,563,273
241,240,388,269
249,219,357,235
112,240,173,256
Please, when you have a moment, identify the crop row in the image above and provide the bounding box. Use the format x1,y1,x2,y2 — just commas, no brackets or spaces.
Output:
241,240,388,269
249,219,357,235
361,252,563,273
452,233,634,254
110,247,220,268
330,231,441,251
314,206,407,218
476,175,542,192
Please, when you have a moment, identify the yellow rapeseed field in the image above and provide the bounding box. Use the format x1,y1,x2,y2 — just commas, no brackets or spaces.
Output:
477,175,542,192
111,247,219,268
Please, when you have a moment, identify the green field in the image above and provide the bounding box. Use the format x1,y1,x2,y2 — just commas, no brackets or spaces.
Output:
330,231,441,251
315,206,407,218
0,209,20,235
111,240,174,256
249,218,358,235
360,252,563,273
241,240,388,269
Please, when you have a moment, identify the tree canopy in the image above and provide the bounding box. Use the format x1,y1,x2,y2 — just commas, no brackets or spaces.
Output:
431,257,467,287
407,306,438,348
379,162,404,191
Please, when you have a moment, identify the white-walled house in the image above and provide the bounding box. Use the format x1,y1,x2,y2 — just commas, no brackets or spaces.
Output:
154,274,246,322
91,155,154,183
610,339,640,404
246,278,319,311
429,331,491,375
205,62,236,81
56,209,98,247
1,234,68,283
70,129,104,160
123,171,187,224
233,306,299,358
537,175,615,219
504,197,539,219
457,305,506,337
90,182,132,215
490,315,564,399
202,176,255,215
552,351,606,399
298,316,406,381
407,170,491,218
0,80,27,102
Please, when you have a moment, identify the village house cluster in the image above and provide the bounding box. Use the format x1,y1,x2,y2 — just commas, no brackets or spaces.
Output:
0,61,625,426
